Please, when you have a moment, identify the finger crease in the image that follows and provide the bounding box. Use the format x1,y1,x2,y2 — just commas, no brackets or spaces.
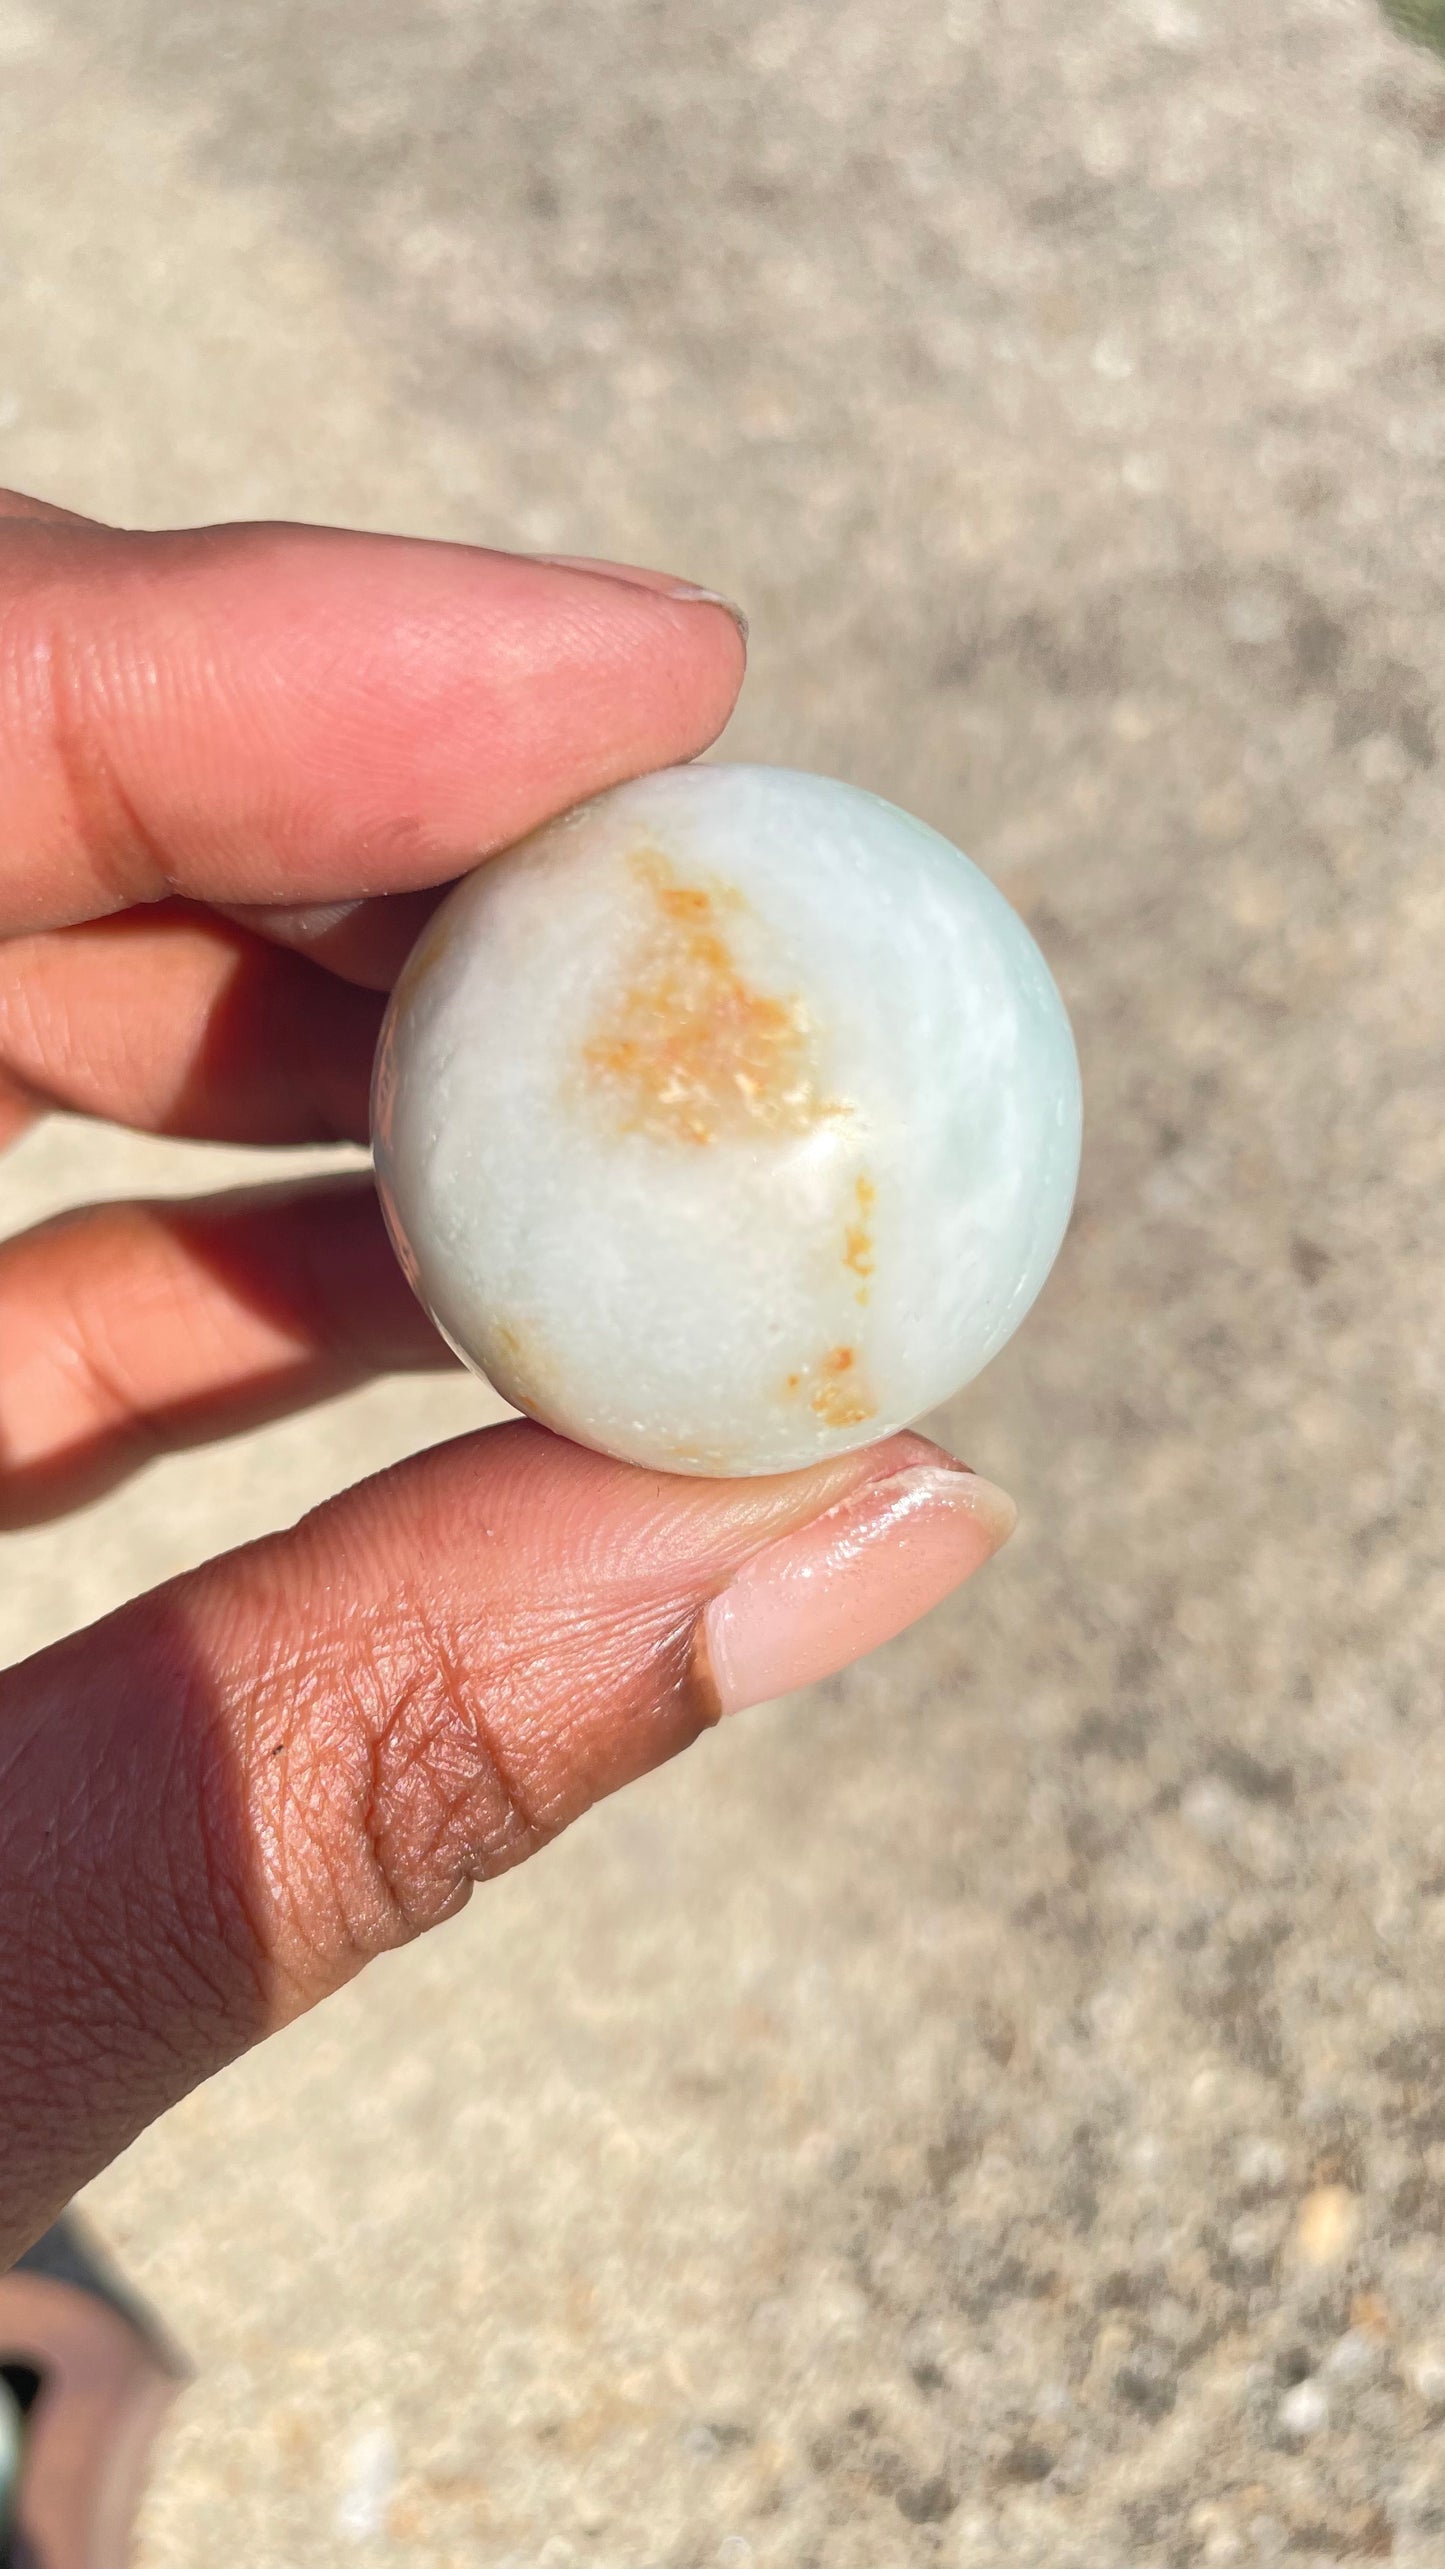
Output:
403,1598,552,1879
42,614,178,912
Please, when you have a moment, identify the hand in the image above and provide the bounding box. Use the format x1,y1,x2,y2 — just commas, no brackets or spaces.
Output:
0,492,1015,2267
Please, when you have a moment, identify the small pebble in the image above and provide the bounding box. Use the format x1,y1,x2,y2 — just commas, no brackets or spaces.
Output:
1322,2329,1376,2382
1406,2344,1445,2408
335,2422,397,2541
1278,2377,1329,2440
1227,2214,1278,2275
1180,1777,1242,1843
1235,2136,1289,2193
1292,2184,1361,2267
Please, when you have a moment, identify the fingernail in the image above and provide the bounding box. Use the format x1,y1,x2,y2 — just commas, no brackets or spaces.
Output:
697,1464,1017,1717
532,553,749,643
221,899,367,941
664,583,750,643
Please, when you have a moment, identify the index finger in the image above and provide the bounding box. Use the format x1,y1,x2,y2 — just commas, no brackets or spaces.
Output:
0,506,747,936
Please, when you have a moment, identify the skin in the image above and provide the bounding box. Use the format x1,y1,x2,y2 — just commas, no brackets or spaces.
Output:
0,493,1005,2269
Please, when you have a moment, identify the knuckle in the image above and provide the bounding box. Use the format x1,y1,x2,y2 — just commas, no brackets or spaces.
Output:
24,586,172,912
290,1600,555,1960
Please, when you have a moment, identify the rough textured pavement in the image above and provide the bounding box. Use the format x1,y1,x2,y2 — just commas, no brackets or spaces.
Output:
2,0,1444,2559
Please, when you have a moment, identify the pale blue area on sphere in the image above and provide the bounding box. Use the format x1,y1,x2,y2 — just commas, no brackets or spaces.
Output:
374,764,1082,1475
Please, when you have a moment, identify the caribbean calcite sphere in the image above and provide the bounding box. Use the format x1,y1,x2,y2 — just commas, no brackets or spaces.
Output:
372,764,1081,1477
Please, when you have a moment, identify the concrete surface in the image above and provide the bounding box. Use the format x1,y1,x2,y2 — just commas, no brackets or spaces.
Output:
1,0,1443,2559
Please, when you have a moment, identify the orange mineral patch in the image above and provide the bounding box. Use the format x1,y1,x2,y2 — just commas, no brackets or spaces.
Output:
488,1316,558,1420
392,910,453,1007
843,1172,876,1302
783,1343,878,1431
581,849,839,1147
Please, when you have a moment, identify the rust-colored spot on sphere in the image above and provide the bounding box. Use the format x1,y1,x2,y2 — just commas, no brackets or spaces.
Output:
489,1314,561,1421
780,1341,878,1431
843,1172,876,1302
580,849,839,1147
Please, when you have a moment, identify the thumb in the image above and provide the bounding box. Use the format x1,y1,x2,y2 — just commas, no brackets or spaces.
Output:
0,1422,1012,2261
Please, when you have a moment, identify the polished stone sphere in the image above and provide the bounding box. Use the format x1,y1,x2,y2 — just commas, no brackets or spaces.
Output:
372,764,1081,1476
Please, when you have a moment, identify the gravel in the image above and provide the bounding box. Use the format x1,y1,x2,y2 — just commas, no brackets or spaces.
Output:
0,0,1442,2557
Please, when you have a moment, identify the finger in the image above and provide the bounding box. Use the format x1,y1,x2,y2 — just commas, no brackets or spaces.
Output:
0,1422,1014,2257
0,1175,450,1527
0,907,383,1142
0,1068,37,1152
0,489,93,526
0,510,746,934
532,554,749,636
213,568,749,987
